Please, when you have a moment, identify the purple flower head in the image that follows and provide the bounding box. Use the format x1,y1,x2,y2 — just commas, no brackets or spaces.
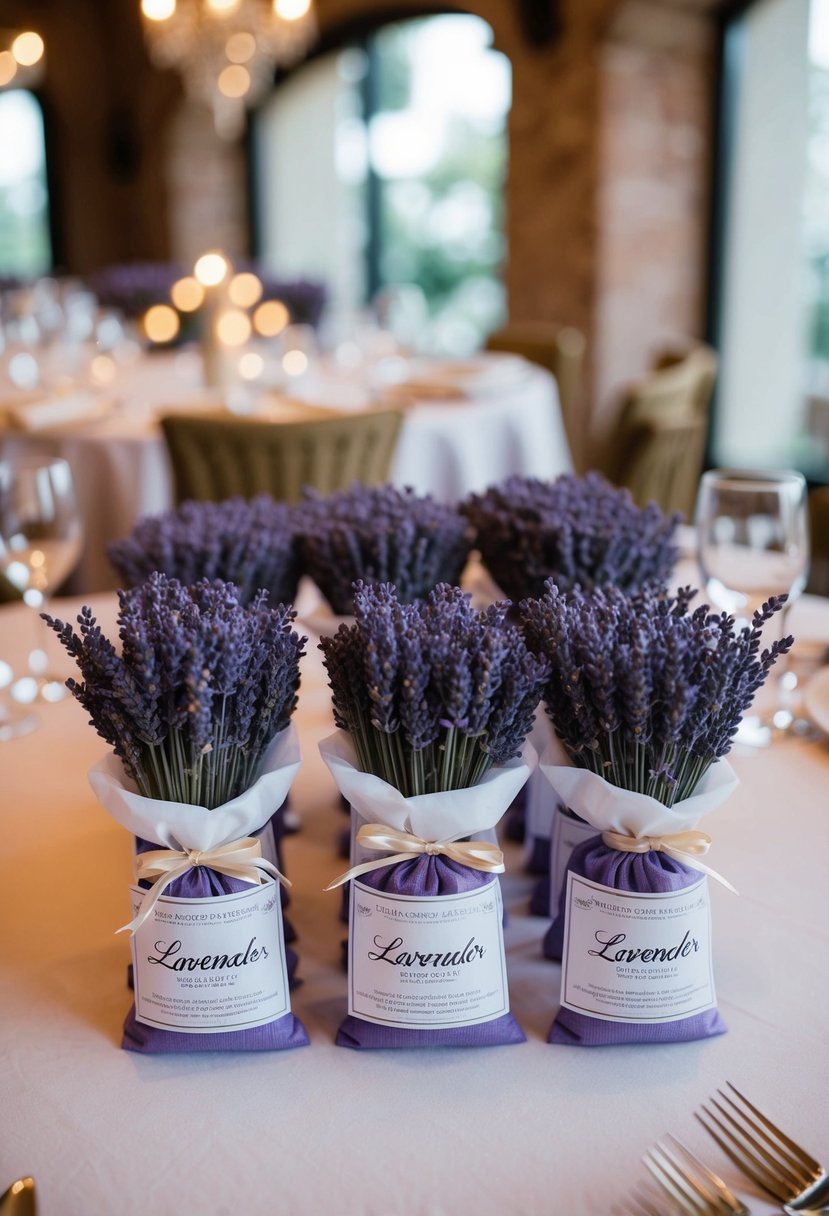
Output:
462,471,680,600
43,572,305,808
320,581,548,796
296,483,475,614
520,582,793,806
107,495,301,607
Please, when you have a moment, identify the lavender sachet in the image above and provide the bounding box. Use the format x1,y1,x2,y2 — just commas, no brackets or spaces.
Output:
319,582,548,1048
521,582,793,1046
321,731,533,1049
540,738,737,1045
92,727,308,1053
45,575,309,1053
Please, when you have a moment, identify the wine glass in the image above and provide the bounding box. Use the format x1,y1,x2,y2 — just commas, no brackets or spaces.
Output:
695,467,810,744
0,456,84,704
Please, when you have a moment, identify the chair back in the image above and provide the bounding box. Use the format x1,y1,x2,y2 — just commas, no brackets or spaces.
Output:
484,321,586,433
160,408,404,505
609,344,718,519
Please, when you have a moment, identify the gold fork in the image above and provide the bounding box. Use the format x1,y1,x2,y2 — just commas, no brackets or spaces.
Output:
642,1136,749,1215
696,1082,829,1212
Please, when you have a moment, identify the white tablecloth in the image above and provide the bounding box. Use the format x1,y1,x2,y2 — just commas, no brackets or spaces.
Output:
0,352,572,593
1,588,828,1216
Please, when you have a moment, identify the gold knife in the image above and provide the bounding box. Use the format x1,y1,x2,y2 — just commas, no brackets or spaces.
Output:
0,1178,36,1216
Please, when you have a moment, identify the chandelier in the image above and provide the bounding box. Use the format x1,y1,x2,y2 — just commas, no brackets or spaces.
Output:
140,0,317,139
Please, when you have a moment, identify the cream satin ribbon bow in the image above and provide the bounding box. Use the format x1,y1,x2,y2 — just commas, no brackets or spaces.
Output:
601,828,738,894
324,823,505,891
119,836,290,935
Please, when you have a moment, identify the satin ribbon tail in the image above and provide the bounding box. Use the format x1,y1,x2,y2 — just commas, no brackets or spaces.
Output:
118,853,289,936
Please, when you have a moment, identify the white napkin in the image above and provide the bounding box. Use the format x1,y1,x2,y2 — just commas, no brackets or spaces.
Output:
88,723,301,851
539,732,739,837
7,391,116,432
387,354,531,403
319,728,535,839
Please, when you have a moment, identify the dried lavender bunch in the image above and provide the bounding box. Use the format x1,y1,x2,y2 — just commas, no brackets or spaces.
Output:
107,495,301,607
44,573,305,809
296,483,474,614
462,471,680,600
520,581,793,806
320,581,549,796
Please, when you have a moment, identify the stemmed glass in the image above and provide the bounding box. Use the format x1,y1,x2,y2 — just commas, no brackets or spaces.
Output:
695,468,810,745
0,456,84,706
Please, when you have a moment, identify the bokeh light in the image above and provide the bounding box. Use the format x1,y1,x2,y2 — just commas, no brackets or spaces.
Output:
238,351,265,380
225,32,256,63
141,0,176,20
143,305,180,344
194,252,229,287
228,272,262,308
171,276,205,312
275,0,311,20
0,52,17,87
90,354,117,386
253,299,289,336
282,349,308,376
11,32,45,66
218,65,250,98
216,309,252,346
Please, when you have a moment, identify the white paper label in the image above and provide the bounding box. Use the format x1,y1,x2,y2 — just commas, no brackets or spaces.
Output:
129,880,291,1034
549,807,598,916
348,878,509,1029
560,873,716,1024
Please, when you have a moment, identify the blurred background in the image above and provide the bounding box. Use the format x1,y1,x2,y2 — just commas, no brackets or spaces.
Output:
0,0,827,479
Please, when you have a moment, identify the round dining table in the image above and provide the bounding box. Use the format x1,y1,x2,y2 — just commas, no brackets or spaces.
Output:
0,349,572,594
0,579,827,1216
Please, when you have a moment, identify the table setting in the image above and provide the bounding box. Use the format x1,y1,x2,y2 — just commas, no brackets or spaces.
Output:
1,461,828,1215
0,267,573,595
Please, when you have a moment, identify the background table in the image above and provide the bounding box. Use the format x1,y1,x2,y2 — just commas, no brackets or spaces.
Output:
1,586,827,1215
0,351,572,593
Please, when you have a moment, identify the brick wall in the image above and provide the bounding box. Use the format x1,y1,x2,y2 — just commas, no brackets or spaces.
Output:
593,1,716,466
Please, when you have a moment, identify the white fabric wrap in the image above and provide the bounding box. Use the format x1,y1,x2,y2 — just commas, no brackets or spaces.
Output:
87,722,301,851
538,732,739,837
319,729,535,840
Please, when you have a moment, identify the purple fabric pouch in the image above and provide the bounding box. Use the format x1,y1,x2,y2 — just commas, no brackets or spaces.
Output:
123,850,308,1054
546,837,726,1046
261,800,297,946
336,854,525,1050
530,874,551,917
503,785,527,844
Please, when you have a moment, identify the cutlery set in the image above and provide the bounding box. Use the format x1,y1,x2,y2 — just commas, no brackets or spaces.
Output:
617,1084,828,1216
4,1084,824,1215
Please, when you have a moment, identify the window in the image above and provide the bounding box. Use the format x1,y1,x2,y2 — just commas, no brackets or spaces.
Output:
0,89,51,278
254,14,510,354
712,0,829,479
